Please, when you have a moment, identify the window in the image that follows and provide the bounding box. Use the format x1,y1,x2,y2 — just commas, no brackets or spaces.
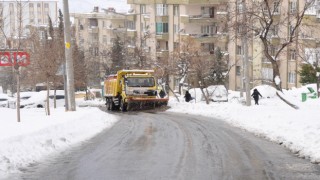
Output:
289,1,297,14
237,2,243,13
201,25,216,34
236,66,241,76
271,25,278,36
94,47,99,56
174,42,179,49
237,45,243,55
156,22,168,35
173,5,179,16
270,46,277,57
103,35,107,43
201,7,214,18
237,26,242,34
44,3,49,8
290,49,296,60
273,1,280,14
140,4,146,14
288,72,296,83
126,21,135,30
40,31,46,39
201,43,214,54
156,4,168,16
262,68,273,80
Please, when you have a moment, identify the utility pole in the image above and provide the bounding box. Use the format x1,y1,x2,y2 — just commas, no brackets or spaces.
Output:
63,0,76,111
242,0,251,106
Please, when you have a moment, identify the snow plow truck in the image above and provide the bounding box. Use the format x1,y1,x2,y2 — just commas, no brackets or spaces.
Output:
104,70,169,111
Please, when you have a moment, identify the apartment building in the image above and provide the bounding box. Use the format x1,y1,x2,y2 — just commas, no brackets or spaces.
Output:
72,7,127,86
228,0,320,91
127,0,228,90
0,0,58,49
72,7,127,53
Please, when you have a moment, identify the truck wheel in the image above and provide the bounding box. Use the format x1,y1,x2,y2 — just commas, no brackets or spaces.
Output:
120,99,127,112
107,98,111,110
111,101,116,110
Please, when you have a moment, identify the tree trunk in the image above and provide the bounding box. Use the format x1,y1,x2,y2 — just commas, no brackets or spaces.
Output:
200,87,210,105
271,60,282,91
54,88,57,109
15,68,21,122
46,79,50,116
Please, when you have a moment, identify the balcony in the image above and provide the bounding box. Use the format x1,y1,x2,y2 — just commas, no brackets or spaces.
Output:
156,33,169,40
181,33,228,43
126,14,136,21
88,26,99,34
128,0,227,4
128,0,168,4
155,16,169,22
181,14,219,24
127,30,137,37
267,36,280,45
167,0,228,4
303,14,318,25
156,50,169,58
301,38,319,48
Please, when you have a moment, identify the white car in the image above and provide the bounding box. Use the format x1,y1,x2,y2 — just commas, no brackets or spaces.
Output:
0,93,14,108
20,90,65,108
207,85,228,102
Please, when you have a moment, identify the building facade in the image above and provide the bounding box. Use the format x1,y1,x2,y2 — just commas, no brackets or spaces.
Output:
228,0,320,91
0,0,58,49
127,0,228,90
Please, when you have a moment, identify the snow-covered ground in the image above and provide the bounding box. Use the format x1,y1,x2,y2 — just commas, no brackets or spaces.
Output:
0,84,320,178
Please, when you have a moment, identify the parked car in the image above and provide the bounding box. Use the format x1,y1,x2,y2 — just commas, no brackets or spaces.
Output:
0,93,13,108
207,85,228,102
20,90,65,108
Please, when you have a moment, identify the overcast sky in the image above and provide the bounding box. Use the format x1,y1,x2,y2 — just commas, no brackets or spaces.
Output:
58,0,130,13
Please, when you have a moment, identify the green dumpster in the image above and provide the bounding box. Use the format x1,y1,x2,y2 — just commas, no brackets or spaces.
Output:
301,93,307,102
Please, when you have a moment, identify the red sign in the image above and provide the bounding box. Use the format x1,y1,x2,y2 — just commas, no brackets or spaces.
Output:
0,52,12,66
0,52,30,66
14,52,30,66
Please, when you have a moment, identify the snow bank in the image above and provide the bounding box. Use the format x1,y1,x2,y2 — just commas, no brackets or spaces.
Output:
168,85,320,164
0,107,118,177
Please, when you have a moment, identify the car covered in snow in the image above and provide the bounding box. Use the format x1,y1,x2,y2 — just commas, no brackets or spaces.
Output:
19,90,65,108
207,85,228,102
0,93,14,108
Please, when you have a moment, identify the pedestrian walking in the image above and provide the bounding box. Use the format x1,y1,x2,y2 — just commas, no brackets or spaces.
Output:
251,88,262,105
184,90,192,102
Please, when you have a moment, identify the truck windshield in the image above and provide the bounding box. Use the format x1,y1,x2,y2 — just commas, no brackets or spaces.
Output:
126,77,155,87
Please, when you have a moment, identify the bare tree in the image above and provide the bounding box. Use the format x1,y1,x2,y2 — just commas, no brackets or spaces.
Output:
236,0,315,91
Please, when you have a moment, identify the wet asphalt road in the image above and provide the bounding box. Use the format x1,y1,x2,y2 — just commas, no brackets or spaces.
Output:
8,110,320,180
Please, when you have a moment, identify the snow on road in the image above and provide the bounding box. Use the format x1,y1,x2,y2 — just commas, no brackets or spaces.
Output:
0,84,320,178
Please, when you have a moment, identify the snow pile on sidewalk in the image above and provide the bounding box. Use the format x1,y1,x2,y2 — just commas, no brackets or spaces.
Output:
168,84,320,164
0,107,118,178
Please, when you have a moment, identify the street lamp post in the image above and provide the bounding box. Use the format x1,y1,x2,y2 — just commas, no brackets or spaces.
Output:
317,72,320,98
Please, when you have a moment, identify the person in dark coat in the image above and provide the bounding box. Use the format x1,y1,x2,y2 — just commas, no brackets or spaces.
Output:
159,89,166,98
184,90,192,102
251,88,262,105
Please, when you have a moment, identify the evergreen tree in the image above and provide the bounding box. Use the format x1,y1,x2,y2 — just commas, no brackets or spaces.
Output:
110,36,125,72
299,64,320,84
208,47,228,85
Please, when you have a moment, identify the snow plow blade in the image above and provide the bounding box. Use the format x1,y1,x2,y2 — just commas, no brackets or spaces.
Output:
126,98,169,111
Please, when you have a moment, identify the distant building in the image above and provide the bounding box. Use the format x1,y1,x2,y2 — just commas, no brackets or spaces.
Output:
228,0,320,91
72,6,127,86
127,0,229,91
0,0,58,49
